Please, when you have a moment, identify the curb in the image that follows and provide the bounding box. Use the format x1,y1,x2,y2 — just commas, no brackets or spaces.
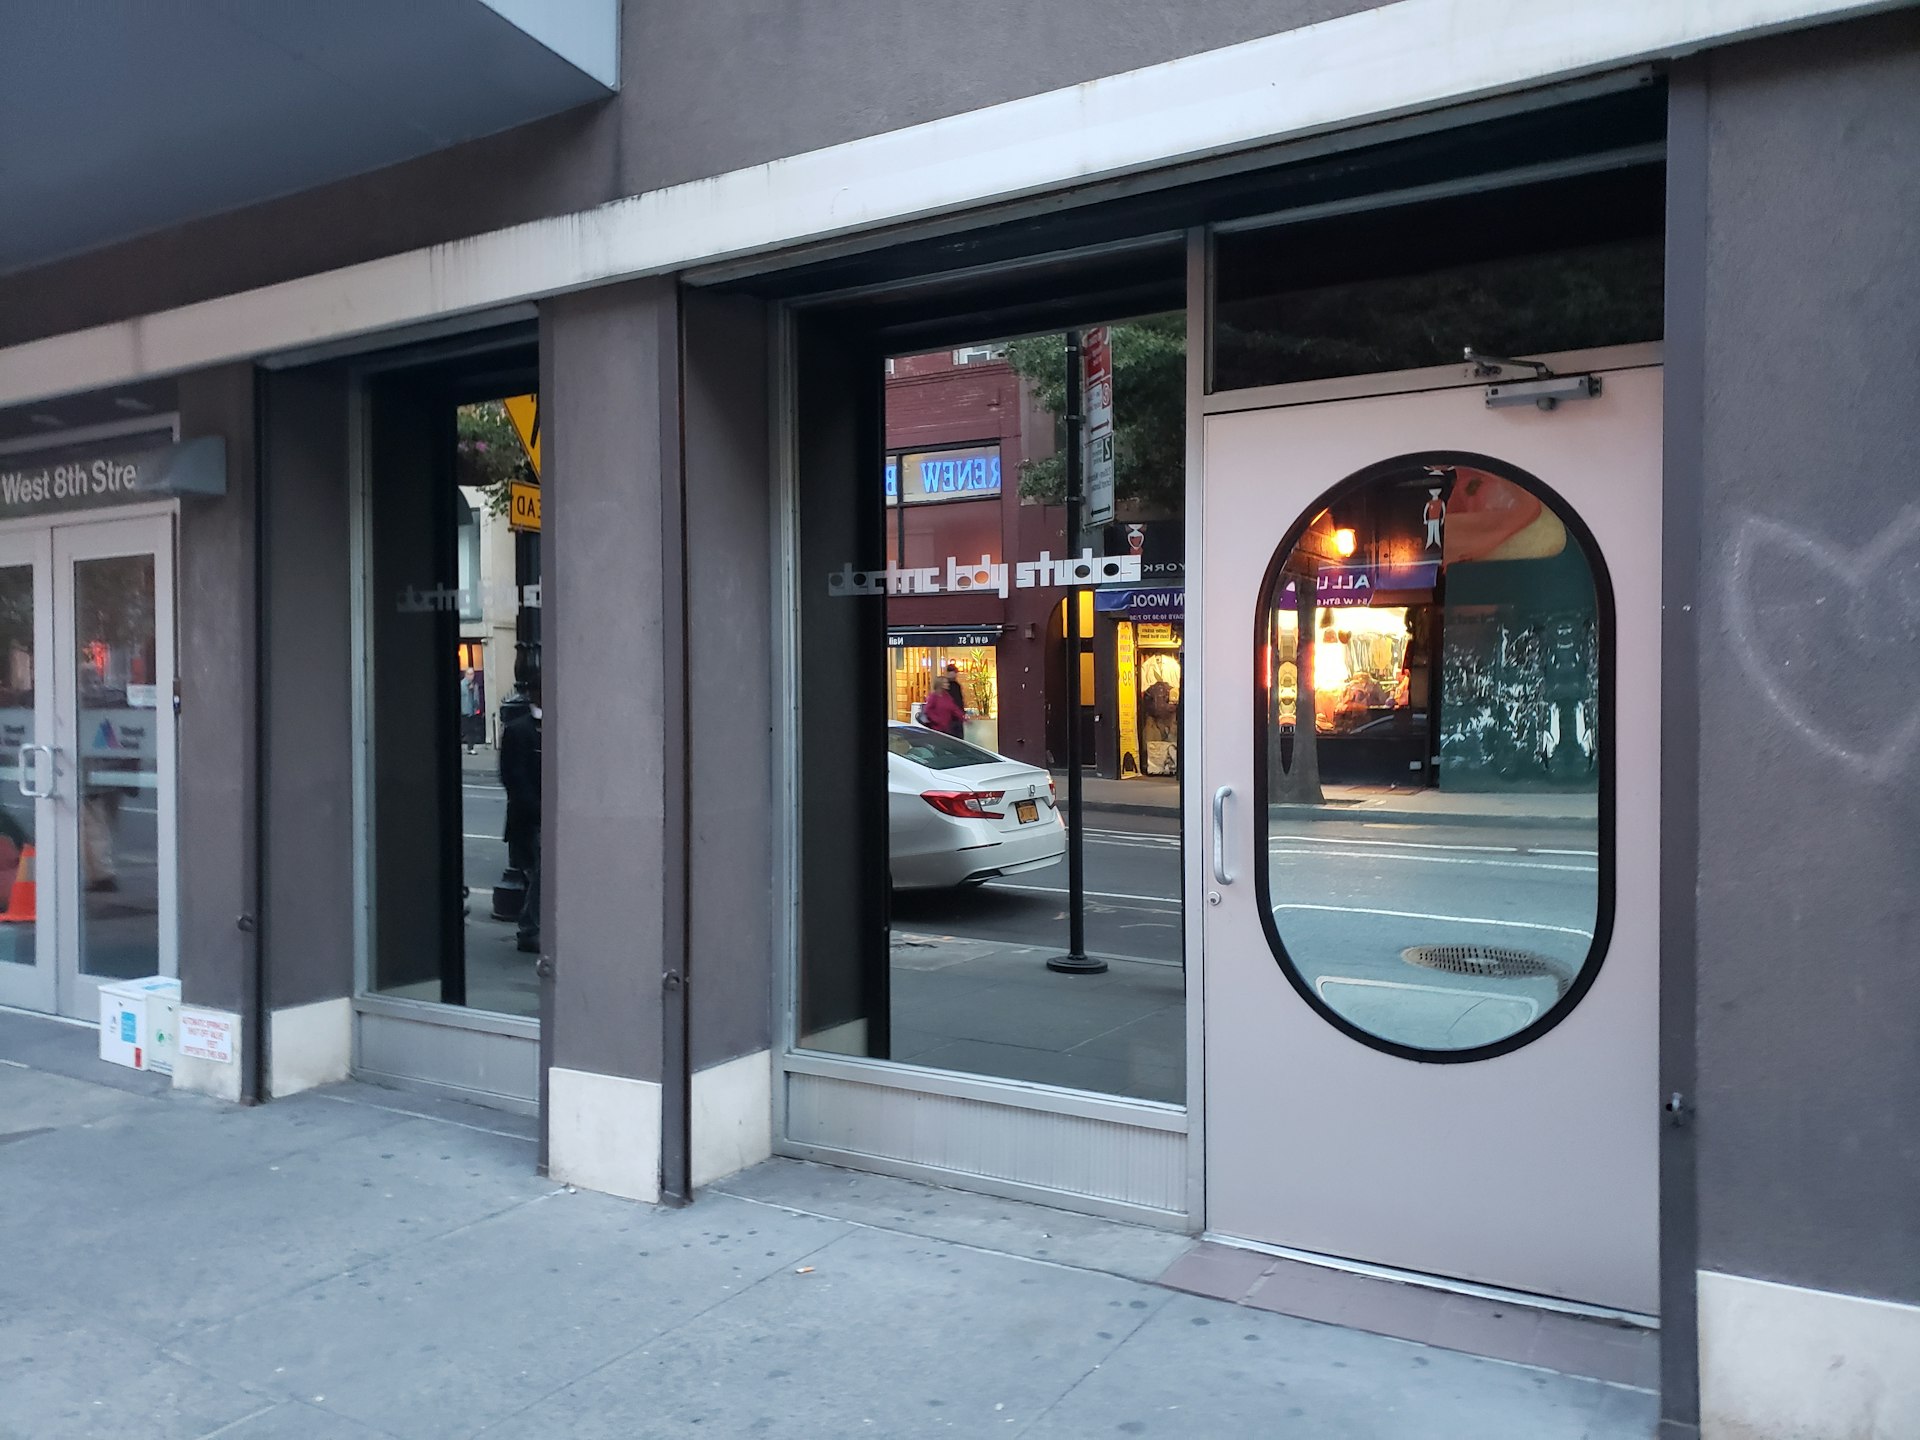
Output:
1076,800,1590,829
1079,799,1181,820
1270,803,1593,831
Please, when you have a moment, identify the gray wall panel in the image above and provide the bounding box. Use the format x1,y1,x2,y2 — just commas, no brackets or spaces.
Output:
1695,10,1920,1304
682,291,774,1068
0,105,619,351
174,366,260,1021
1659,61,1709,1432
542,278,678,1082
0,0,1377,348
260,368,357,1012
606,0,1378,198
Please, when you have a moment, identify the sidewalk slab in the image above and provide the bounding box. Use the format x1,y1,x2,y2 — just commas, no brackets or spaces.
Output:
712,1158,1193,1283
1023,1289,1652,1440
0,1006,172,1097
0,1010,1656,1440
172,1189,849,1440
481,1221,1167,1440
1053,771,1180,818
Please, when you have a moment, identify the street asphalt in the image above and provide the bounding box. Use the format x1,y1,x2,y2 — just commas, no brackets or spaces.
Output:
453,766,1600,1090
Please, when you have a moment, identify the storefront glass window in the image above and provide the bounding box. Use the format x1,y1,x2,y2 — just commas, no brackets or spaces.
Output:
795,322,1187,1104
1211,166,1664,393
0,565,35,972
73,554,160,982
891,641,999,752
365,385,541,1017
1257,454,1609,1059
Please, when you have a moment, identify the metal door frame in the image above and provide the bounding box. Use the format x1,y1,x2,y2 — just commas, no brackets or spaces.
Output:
0,526,57,1014
51,511,180,1021
1188,340,1663,1311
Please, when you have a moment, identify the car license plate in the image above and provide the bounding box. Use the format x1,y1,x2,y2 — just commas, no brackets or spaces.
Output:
1015,799,1038,824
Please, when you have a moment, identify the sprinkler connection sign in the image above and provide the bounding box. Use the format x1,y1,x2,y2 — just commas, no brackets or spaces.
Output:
0,436,226,519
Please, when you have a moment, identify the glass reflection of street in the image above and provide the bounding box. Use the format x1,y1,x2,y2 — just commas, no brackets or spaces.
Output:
888,807,1185,1104
401,759,535,1017
1269,805,1599,1052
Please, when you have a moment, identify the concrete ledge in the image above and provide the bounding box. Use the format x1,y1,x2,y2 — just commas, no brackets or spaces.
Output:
691,1049,773,1189
547,1066,661,1203
269,996,351,1098
1699,1270,1920,1438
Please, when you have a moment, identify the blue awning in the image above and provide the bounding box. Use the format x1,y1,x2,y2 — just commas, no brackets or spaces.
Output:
1094,587,1185,623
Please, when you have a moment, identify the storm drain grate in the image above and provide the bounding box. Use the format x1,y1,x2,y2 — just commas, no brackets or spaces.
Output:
1401,944,1571,997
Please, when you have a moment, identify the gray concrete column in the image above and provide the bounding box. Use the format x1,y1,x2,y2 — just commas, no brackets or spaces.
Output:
540,278,679,1201
258,366,356,1094
1690,13,1920,1437
174,363,261,1102
681,290,775,1187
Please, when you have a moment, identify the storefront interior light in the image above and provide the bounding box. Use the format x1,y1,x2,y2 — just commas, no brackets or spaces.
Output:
1334,527,1357,557
1336,607,1409,638
1313,640,1350,689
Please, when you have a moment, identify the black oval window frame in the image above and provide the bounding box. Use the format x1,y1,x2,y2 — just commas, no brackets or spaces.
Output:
1252,449,1619,1065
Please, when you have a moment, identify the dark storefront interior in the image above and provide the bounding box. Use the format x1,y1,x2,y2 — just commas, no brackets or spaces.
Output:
361,336,544,1019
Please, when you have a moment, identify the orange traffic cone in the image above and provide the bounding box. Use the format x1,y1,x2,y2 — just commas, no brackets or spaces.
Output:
1,845,37,924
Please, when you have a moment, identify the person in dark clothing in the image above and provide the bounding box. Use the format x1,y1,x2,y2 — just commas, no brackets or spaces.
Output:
498,684,543,954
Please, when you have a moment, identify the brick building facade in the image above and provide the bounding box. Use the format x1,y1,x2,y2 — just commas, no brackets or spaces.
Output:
882,347,1074,767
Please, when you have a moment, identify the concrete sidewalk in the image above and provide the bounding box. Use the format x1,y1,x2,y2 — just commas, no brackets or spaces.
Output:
1059,771,1597,828
0,1010,1654,1439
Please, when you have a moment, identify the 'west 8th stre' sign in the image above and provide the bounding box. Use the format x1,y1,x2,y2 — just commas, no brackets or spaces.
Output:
0,436,226,519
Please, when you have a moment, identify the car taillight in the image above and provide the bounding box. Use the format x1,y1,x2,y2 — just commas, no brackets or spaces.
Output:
1048,780,1058,806
922,790,1005,819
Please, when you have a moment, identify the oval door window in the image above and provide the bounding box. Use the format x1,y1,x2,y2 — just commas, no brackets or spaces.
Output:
1256,453,1613,1061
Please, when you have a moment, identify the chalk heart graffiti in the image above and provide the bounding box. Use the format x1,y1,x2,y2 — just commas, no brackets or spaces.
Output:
1727,507,1920,779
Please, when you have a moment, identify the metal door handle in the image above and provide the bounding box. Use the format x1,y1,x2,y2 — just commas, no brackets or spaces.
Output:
17,742,53,799
1211,784,1234,885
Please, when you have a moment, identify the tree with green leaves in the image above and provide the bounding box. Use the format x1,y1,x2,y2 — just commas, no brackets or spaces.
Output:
1002,315,1185,514
456,401,535,516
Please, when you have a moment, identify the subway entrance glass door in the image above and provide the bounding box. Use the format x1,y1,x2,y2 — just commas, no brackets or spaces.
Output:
0,515,175,1019
1198,361,1662,1312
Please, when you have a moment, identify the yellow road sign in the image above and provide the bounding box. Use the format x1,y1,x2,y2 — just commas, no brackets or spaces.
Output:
509,480,542,533
503,394,540,477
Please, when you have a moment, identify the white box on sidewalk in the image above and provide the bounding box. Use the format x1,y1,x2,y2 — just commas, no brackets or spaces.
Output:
97,976,181,1074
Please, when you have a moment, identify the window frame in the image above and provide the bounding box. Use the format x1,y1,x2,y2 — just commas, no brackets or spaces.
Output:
1251,449,1619,1064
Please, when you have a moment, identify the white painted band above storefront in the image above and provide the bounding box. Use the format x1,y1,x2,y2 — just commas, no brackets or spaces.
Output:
0,0,1902,410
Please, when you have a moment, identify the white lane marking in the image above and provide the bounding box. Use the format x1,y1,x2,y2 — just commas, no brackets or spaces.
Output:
1272,902,1593,938
1093,828,1598,859
1270,847,1594,874
463,833,505,842
1273,832,1597,857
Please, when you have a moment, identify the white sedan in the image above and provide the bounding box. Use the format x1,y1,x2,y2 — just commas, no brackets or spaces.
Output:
888,724,1065,890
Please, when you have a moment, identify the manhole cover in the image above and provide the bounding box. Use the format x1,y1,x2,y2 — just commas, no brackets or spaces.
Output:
1401,944,1570,996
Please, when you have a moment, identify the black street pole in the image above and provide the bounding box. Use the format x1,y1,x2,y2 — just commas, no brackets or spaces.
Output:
1049,331,1106,976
